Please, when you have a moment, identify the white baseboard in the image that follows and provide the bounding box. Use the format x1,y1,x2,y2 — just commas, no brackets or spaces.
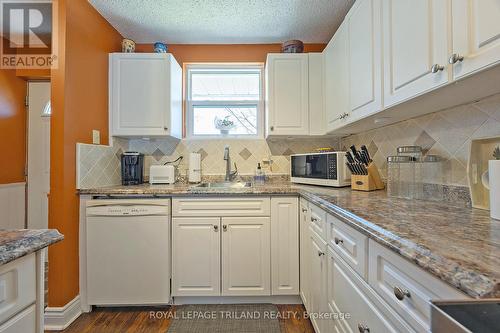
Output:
44,295,82,331
173,295,302,305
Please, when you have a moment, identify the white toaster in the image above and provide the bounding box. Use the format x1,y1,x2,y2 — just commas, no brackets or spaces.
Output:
149,165,176,184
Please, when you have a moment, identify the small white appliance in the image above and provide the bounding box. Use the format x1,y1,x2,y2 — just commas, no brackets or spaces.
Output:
188,152,202,183
149,165,176,184
86,199,171,305
290,151,351,187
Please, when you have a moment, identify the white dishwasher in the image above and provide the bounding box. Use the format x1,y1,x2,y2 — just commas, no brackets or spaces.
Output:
86,199,170,306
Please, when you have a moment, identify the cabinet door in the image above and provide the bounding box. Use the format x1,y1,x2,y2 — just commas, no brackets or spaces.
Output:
266,54,309,136
299,200,311,310
382,0,449,108
349,0,382,120
330,249,414,333
110,53,171,137
222,217,271,296
308,229,328,333
172,217,220,296
452,0,500,79
308,53,326,136
324,23,350,133
271,197,299,295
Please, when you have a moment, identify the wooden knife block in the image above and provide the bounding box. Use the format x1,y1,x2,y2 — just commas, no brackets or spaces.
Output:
351,163,385,191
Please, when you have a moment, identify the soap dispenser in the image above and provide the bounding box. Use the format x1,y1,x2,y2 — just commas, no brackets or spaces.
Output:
254,163,265,185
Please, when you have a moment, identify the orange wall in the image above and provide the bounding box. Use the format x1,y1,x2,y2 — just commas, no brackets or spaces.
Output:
0,65,27,184
136,43,325,65
48,0,122,307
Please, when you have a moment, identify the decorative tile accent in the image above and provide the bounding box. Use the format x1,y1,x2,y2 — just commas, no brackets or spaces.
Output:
152,148,164,161
76,143,122,189
341,92,500,188
239,148,252,160
414,130,436,154
197,148,208,161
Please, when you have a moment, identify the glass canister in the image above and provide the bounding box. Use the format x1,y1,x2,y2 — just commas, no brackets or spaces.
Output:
387,156,415,199
397,146,423,159
419,155,444,201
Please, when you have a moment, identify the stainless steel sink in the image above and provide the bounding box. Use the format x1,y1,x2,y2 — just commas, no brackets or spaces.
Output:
193,181,252,189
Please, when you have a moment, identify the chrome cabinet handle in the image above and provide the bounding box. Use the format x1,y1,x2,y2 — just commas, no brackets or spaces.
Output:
318,251,325,257
222,225,227,232
334,237,343,245
164,127,168,131
311,217,318,222
431,64,445,73
301,208,307,213
449,53,464,64
213,225,218,232
358,323,370,332
394,286,411,301
270,126,274,131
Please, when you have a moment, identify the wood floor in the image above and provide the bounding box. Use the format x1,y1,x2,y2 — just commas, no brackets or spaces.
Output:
46,304,315,333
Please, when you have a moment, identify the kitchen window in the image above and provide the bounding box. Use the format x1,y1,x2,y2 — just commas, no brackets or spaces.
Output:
186,64,264,138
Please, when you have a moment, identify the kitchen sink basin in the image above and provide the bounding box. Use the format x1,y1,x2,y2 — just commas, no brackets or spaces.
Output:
193,181,252,189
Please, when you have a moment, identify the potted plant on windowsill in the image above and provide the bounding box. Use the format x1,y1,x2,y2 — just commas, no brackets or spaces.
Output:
214,116,235,135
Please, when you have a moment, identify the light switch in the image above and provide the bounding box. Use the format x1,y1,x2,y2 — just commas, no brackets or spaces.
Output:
92,130,100,145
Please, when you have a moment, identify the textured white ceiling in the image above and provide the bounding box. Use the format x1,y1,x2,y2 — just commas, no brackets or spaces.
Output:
88,0,355,44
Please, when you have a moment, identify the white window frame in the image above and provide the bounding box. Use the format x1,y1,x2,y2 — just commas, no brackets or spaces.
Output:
185,63,265,139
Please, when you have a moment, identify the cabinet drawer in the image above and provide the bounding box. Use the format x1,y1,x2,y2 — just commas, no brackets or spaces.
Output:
172,197,270,217
0,254,36,324
328,248,414,333
309,204,327,241
0,304,36,333
368,240,466,332
327,214,368,278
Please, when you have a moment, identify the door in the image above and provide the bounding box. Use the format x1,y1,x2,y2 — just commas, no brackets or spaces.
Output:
222,217,271,296
172,217,220,296
382,0,449,108
266,54,309,136
324,23,350,133
299,200,311,309
27,82,50,230
452,0,500,78
270,197,299,295
110,53,171,136
309,229,327,333
349,0,382,120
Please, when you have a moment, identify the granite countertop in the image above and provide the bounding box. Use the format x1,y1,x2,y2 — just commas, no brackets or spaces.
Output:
79,182,500,299
0,229,64,265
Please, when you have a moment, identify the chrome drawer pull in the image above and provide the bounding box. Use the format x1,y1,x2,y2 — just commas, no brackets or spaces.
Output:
394,286,411,301
358,323,370,332
311,217,318,222
334,237,343,245
301,208,307,213
222,225,227,232
213,225,219,232
318,251,325,257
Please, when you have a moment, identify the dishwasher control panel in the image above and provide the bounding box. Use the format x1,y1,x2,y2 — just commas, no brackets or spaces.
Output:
86,200,170,217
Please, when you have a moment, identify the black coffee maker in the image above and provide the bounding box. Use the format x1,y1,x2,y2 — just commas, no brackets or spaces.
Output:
121,152,144,185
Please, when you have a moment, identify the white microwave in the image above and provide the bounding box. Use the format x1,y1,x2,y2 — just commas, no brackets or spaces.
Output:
290,152,351,187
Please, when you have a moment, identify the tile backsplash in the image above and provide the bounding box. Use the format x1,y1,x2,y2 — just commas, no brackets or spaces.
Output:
341,93,500,187
129,137,341,177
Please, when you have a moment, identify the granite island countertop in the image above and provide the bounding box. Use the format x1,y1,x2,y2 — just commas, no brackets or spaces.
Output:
79,182,500,299
0,229,64,265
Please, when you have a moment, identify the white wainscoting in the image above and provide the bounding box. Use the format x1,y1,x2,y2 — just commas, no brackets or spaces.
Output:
0,182,26,229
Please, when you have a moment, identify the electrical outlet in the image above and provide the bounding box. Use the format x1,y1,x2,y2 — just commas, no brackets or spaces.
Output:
92,130,100,145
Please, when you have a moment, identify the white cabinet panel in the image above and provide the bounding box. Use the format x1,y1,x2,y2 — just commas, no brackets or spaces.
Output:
172,197,270,217
222,217,271,296
172,217,221,296
308,228,328,333
330,249,415,333
0,305,35,333
382,0,449,108
271,197,299,295
309,203,327,241
308,53,326,135
266,54,309,136
349,0,382,119
109,53,182,138
325,23,350,132
299,199,311,309
452,0,500,78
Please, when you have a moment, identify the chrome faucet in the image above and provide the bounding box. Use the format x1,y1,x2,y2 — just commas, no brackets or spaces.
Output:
223,145,238,181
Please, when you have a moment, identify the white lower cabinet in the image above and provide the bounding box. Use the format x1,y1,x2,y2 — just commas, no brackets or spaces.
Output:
308,228,328,333
327,248,415,333
172,217,221,296
271,197,299,295
0,305,36,333
222,217,271,296
299,199,311,309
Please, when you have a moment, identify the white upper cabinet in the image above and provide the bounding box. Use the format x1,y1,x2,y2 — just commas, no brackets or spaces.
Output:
451,0,500,79
265,54,309,136
308,53,326,136
349,0,382,120
382,0,449,108
109,53,182,138
324,22,350,133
